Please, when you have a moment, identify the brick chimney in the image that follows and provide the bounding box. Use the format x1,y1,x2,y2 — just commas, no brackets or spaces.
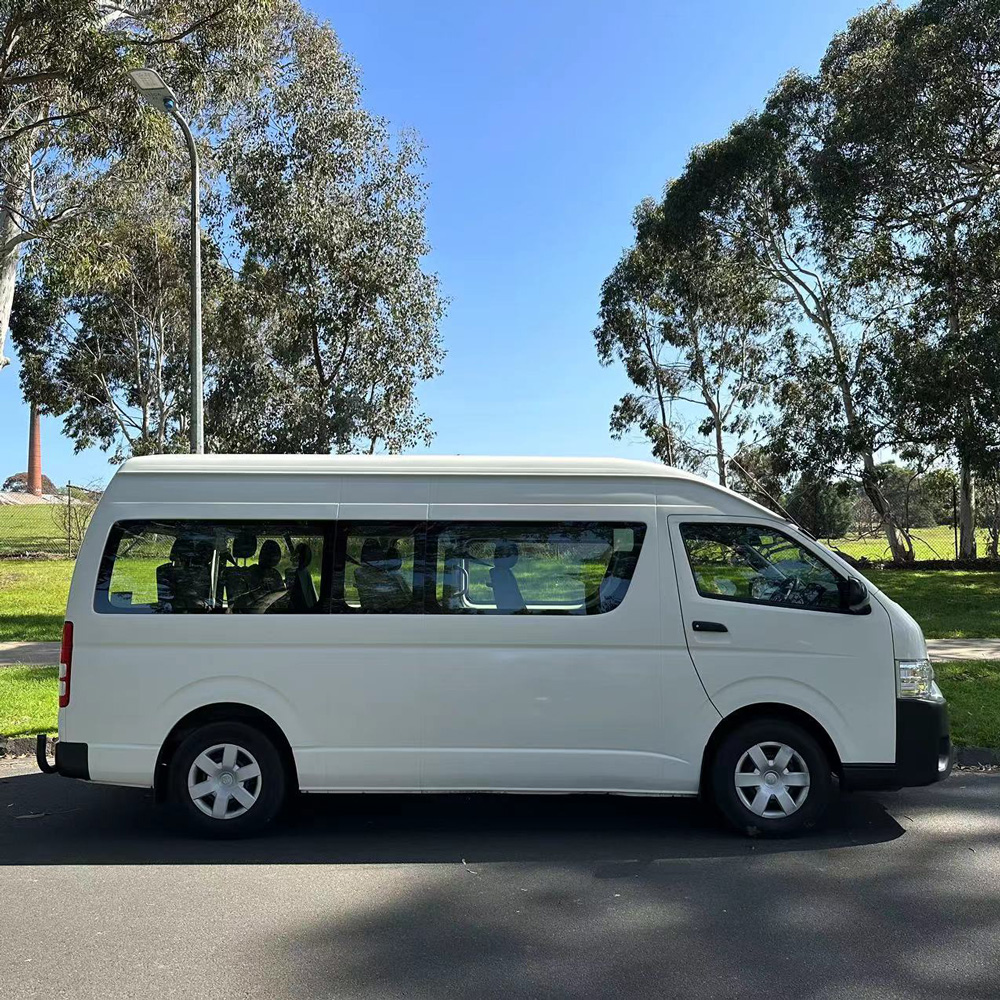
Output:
27,403,42,496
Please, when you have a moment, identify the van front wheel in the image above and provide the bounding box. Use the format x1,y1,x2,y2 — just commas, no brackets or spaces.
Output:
710,719,833,836
169,721,286,838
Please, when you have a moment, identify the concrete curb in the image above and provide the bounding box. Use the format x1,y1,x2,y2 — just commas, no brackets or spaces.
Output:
955,746,1000,768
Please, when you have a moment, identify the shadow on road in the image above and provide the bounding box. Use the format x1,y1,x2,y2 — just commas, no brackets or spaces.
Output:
0,767,903,866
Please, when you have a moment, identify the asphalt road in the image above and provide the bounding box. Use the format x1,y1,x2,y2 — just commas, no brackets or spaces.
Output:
1,761,999,1000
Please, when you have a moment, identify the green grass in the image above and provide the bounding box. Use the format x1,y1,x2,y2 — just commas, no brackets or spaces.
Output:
935,661,1000,748
0,666,57,738
867,569,1000,639
0,505,68,557
0,660,995,748
0,559,73,642
820,524,997,563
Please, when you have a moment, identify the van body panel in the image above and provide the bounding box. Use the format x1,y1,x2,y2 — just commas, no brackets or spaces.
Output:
416,503,713,791
667,513,897,764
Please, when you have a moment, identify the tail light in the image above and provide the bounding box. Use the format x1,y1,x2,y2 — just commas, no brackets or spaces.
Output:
59,621,73,708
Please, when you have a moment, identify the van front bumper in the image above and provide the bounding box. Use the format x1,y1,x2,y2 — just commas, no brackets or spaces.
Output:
36,735,90,780
841,699,952,791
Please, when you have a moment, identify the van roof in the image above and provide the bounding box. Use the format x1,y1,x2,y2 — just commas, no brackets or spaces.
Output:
117,454,709,480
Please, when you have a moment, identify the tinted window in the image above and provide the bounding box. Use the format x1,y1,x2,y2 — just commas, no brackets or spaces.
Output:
335,522,423,614
679,522,843,611
429,521,646,615
96,521,329,614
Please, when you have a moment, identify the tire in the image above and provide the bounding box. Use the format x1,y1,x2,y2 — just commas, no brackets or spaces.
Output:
710,718,834,837
169,721,287,838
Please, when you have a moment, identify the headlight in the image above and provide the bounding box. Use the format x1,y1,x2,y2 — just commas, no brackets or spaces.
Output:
896,659,943,700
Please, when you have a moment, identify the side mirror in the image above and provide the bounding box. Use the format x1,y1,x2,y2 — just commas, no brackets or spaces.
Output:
840,577,870,613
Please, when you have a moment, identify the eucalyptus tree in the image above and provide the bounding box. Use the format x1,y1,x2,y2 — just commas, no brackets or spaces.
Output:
595,199,774,485
216,7,445,454
0,0,276,371
11,184,229,459
653,80,915,562
812,0,1000,557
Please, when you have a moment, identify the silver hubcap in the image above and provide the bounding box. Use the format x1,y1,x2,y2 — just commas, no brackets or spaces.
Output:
735,742,810,818
187,743,262,820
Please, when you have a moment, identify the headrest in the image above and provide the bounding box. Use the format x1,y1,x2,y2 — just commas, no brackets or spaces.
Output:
384,543,402,572
232,531,257,560
361,538,386,566
604,548,638,577
259,539,281,569
294,542,312,568
193,539,214,564
170,537,197,562
493,540,519,568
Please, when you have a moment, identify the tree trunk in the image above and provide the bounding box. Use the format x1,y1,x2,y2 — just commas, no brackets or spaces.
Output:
0,149,32,371
959,456,976,559
714,418,727,488
817,311,912,563
860,450,912,563
0,215,23,371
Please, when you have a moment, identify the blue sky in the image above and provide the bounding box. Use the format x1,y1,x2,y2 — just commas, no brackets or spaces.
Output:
0,0,867,488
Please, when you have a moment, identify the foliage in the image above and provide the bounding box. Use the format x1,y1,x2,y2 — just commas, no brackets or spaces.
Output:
2,471,57,494
599,0,1000,564
648,76,913,561
13,184,230,458
48,484,99,556
214,6,444,454
725,444,793,515
0,0,280,368
813,0,1000,557
8,1,445,458
595,200,775,483
784,476,852,538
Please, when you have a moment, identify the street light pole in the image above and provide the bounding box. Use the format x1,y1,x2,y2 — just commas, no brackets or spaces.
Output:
166,101,204,454
126,69,204,454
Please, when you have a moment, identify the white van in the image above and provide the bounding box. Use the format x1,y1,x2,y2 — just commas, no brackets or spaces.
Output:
40,455,951,837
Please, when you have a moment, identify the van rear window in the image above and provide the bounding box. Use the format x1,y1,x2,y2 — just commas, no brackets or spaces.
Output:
95,520,330,615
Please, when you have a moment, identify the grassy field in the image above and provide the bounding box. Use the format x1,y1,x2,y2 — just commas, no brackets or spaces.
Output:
0,666,57,738
0,559,74,642
820,524,997,563
0,662,994,747
867,570,1000,639
0,504,68,557
936,661,1000,749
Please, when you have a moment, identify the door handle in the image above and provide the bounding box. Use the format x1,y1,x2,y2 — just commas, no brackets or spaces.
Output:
692,620,728,633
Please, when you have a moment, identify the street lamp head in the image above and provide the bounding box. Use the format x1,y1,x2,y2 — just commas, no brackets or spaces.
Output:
127,68,177,113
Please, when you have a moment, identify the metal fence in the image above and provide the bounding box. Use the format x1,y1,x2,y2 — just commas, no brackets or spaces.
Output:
733,467,986,566
0,484,102,559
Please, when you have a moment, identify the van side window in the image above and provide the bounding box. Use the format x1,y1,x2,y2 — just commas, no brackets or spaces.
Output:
95,521,329,615
335,522,423,614
429,521,646,615
679,523,842,611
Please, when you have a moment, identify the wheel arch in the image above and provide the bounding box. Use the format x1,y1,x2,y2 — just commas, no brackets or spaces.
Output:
154,702,299,802
699,703,843,797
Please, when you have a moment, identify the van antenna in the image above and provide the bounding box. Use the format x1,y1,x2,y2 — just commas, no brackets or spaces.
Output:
724,453,810,535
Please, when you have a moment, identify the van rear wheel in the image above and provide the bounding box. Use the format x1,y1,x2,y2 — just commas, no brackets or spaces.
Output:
169,721,286,838
710,718,833,836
